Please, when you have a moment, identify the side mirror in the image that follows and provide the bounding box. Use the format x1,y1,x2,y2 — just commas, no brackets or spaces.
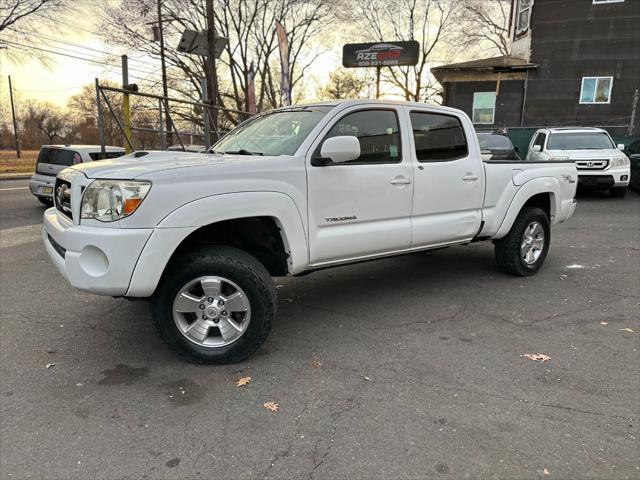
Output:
514,145,520,152
532,145,542,152
319,136,360,164
617,144,625,151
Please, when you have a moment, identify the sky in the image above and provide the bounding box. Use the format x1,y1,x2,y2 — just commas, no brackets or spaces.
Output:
0,11,158,108
0,6,342,111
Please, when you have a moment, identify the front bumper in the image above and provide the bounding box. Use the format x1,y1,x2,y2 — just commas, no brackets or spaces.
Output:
43,208,153,296
577,167,630,188
29,173,55,198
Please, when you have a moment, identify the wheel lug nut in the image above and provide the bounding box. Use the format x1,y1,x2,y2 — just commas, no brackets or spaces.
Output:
222,310,228,316
207,297,214,303
218,300,225,306
198,304,205,310
202,315,207,319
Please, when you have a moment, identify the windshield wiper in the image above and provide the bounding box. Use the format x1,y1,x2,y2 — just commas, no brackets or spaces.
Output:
221,149,264,156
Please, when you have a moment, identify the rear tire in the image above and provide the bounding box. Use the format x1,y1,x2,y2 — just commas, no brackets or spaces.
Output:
38,197,53,207
152,246,276,364
495,207,550,276
609,186,627,198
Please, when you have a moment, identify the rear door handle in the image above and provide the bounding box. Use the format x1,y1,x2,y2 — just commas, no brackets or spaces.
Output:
462,174,479,182
390,176,411,185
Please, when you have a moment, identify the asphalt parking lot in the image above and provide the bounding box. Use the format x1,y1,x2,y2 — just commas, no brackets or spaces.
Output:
1,180,639,480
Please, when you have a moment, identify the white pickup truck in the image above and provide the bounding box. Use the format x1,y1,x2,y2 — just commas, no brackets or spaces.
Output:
43,100,577,363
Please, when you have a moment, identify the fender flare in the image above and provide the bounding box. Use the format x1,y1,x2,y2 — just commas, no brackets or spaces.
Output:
494,177,560,239
126,191,308,297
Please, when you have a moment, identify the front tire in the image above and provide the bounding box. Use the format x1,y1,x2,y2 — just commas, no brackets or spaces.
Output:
609,186,627,198
152,246,276,364
495,207,550,276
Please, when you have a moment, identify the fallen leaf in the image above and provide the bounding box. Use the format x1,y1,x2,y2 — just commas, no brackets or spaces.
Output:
263,401,280,412
543,468,550,475
45,363,56,369
620,328,635,333
364,376,372,381
600,322,608,325
236,376,252,387
522,353,551,362
312,358,321,369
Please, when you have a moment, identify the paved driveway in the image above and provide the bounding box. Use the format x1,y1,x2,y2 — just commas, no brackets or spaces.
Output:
1,184,638,479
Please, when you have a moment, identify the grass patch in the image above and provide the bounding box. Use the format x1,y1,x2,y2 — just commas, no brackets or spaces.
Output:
0,150,38,174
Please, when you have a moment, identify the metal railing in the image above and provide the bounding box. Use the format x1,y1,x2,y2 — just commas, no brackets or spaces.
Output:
95,79,252,156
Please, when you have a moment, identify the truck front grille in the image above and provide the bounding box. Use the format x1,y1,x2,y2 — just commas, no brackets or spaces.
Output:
54,178,73,220
575,159,608,170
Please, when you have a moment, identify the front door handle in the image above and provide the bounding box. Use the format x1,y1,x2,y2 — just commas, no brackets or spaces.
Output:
390,176,411,185
462,174,479,182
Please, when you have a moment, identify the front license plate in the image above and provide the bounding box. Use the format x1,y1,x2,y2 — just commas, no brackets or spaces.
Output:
42,186,53,194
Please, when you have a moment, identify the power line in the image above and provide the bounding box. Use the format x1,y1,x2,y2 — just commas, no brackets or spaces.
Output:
2,40,169,79
7,29,161,76
9,27,160,68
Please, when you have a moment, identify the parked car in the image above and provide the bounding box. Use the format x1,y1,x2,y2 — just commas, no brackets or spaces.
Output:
477,131,521,160
43,100,577,363
29,145,125,206
525,127,630,197
624,138,640,191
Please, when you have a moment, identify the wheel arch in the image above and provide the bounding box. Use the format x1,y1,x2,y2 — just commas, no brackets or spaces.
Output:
494,178,559,239
126,192,308,297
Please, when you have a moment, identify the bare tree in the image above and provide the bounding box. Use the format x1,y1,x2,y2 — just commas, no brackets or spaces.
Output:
0,0,73,63
320,70,371,100
19,101,67,145
353,0,456,102
454,0,511,57
96,0,332,129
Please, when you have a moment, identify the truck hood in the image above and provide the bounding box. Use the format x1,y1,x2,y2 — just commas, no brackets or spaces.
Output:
69,150,273,179
546,149,623,160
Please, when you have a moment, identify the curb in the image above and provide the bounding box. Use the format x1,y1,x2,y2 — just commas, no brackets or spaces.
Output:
0,174,33,181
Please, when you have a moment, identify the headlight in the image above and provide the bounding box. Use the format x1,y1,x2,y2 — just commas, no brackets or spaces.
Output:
81,180,151,222
611,156,629,167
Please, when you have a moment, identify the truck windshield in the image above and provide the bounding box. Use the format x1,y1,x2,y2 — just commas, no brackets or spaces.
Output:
547,132,614,150
212,107,332,156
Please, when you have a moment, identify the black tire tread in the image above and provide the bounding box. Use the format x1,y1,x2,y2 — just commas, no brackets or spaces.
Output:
495,206,549,277
152,246,275,364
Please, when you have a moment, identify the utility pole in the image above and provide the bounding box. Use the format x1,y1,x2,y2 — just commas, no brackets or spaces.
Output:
629,89,639,137
205,0,219,142
122,55,132,153
157,0,172,147
8,76,20,158
95,78,106,157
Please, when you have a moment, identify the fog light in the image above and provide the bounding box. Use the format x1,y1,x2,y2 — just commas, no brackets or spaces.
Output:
621,175,628,181
78,245,109,277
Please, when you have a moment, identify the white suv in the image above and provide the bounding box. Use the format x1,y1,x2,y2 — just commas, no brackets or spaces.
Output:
30,145,124,206
526,127,630,198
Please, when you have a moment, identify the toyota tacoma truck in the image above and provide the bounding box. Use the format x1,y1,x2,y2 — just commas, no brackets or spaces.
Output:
43,100,577,363
525,127,630,197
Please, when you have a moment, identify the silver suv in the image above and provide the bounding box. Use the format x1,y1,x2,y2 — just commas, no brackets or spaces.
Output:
29,145,124,206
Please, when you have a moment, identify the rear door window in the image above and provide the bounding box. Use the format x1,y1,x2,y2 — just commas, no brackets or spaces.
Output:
409,112,468,161
88,151,124,160
37,148,77,166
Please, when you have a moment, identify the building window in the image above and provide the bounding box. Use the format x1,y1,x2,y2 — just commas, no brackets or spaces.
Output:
593,0,624,4
580,76,613,104
472,92,496,124
514,0,534,38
